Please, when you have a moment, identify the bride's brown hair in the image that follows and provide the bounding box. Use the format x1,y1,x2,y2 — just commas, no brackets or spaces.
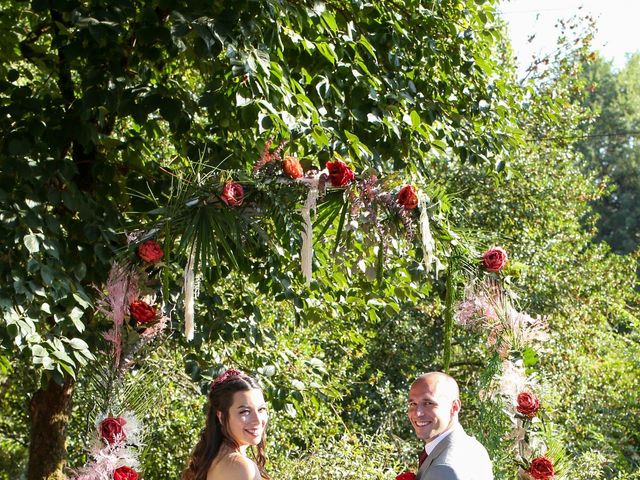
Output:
182,371,269,480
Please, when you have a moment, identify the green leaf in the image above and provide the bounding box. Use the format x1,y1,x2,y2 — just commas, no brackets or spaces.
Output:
69,307,86,333
410,110,421,127
0,355,9,374
284,403,297,418
31,344,47,357
24,234,40,253
321,11,338,33
51,349,76,368
67,337,89,350
40,265,54,286
316,42,336,65
522,347,539,367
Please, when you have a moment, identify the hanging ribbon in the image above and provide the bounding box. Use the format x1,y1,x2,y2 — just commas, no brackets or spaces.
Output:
299,173,323,285
183,249,196,341
419,192,436,274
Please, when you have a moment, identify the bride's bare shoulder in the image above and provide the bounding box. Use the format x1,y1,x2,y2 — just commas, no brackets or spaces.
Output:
206,451,259,480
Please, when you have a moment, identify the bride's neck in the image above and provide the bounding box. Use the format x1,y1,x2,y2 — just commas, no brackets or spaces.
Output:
221,440,249,456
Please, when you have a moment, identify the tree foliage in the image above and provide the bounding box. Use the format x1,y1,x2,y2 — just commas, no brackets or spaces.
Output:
575,53,640,255
1,1,638,480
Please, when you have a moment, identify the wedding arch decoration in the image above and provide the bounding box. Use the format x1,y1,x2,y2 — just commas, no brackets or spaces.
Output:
142,139,445,341
69,245,168,480
73,140,565,480
453,248,565,480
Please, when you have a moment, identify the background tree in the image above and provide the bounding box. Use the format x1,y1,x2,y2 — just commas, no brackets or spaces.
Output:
576,52,640,255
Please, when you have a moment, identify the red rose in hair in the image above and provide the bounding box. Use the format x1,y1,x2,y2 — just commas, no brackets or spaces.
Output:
283,155,304,179
326,159,355,187
211,368,245,391
113,466,139,480
129,300,157,325
516,391,540,417
220,181,244,206
528,456,554,480
396,473,417,480
397,185,419,210
137,240,164,263
99,416,126,445
482,246,508,272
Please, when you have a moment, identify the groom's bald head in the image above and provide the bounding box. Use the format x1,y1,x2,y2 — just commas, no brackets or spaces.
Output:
413,372,460,402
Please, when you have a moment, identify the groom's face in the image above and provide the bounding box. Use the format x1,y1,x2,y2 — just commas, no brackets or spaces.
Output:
408,377,459,443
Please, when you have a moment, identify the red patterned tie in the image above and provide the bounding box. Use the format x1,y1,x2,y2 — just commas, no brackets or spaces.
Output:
418,449,428,468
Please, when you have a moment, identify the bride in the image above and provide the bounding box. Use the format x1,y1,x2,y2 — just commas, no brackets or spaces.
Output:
182,369,270,480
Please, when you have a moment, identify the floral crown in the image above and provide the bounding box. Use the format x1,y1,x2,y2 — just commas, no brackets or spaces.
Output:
211,368,245,391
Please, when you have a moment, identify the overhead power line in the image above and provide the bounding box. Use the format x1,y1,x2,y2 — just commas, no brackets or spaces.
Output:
538,130,640,142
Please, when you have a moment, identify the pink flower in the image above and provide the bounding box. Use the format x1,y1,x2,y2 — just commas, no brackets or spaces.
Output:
326,159,355,187
397,185,419,210
482,246,508,272
137,240,164,263
220,181,244,206
99,416,126,445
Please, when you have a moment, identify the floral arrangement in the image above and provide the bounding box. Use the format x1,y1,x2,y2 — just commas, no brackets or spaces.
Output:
70,237,168,479
454,247,563,480
395,472,417,480
71,412,142,480
168,138,441,340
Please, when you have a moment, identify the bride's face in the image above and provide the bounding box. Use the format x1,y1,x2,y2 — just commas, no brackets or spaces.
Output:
224,389,268,447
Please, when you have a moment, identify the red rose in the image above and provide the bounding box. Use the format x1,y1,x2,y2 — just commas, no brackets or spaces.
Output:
396,473,417,480
397,185,419,210
283,155,304,179
220,181,244,206
137,240,164,263
113,466,139,480
326,159,355,187
129,300,157,324
528,456,554,480
99,416,126,445
482,246,508,272
516,391,540,417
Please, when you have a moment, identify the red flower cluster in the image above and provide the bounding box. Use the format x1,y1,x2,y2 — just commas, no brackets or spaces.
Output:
482,246,508,272
528,456,554,480
113,466,139,480
396,473,417,480
397,185,419,210
220,181,244,206
326,159,355,187
99,416,126,445
283,155,304,179
137,240,164,263
211,368,245,391
516,391,540,417
129,300,157,325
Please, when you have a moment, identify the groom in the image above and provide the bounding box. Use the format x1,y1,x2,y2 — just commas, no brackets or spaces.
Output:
408,372,493,480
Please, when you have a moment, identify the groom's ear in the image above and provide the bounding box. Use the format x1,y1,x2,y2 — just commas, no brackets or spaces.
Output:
451,399,461,416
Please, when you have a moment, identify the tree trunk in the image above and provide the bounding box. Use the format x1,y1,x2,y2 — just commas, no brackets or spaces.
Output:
27,376,75,480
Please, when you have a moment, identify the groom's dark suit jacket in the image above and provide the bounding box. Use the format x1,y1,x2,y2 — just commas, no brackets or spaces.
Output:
416,425,493,480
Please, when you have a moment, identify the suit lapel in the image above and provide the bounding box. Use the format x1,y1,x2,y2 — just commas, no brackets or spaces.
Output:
416,426,463,479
